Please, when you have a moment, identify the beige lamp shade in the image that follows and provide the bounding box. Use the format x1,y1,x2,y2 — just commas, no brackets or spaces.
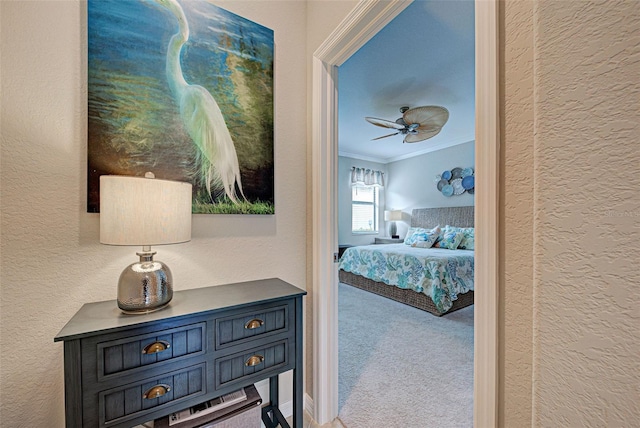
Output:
384,210,403,222
100,174,192,246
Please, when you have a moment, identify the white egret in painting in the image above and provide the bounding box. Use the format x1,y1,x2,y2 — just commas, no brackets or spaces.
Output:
152,0,246,203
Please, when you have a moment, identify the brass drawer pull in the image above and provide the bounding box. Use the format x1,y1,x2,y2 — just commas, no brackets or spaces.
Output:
143,384,171,400
244,318,264,330
245,355,264,367
142,340,171,354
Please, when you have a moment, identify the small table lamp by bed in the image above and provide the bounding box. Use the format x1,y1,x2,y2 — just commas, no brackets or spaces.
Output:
384,209,403,239
100,173,192,314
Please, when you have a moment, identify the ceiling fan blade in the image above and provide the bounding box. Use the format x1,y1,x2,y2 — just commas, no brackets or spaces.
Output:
365,117,405,130
372,132,401,140
403,106,449,128
400,106,449,143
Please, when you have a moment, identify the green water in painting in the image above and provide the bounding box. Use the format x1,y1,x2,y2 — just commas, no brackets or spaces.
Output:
88,0,274,214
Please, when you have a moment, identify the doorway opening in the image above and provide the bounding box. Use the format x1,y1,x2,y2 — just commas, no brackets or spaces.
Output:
335,1,475,424
311,0,499,425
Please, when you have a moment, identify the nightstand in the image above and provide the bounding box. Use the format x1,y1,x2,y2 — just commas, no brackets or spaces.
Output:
55,278,306,428
338,245,353,259
374,237,404,244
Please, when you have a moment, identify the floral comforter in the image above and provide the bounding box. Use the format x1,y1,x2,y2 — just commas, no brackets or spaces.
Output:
338,244,474,313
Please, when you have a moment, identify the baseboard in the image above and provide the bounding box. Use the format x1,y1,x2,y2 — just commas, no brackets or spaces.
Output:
279,399,293,419
273,393,314,419
304,393,314,417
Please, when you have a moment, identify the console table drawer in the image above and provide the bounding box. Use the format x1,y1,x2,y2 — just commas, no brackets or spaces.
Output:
215,301,291,349
215,339,291,390
94,322,206,382
98,363,206,427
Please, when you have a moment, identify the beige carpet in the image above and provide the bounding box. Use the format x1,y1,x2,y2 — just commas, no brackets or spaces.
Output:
338,282,474,428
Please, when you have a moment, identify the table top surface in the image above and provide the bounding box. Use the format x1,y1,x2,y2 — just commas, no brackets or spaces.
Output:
54,278,306,342
375,237,404,242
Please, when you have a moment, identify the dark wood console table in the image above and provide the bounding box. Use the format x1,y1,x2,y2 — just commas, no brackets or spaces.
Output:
55,278,306,428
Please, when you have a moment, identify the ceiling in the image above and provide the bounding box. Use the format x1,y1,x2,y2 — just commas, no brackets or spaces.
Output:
338,0,475,164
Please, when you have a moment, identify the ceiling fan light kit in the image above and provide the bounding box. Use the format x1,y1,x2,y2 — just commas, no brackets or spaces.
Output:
365,105,449,143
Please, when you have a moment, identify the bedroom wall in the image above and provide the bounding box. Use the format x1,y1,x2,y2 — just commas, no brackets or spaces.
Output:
337,140,474,244
337,156,387,245
385,141,475,238
0,1,307,426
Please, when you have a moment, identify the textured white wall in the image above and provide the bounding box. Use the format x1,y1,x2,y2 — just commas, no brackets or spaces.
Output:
532,1,640,426
501,1,640,425
500,0,535,425
0,1,306,426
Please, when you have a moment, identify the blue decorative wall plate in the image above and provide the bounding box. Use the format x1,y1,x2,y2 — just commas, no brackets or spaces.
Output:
451,178,465,195
437,166,474,196
462,175,474,190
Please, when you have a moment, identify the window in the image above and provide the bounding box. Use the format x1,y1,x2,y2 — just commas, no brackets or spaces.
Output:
351,186,379,233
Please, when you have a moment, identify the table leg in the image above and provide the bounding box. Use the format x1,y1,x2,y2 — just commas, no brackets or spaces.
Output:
294,296,304,428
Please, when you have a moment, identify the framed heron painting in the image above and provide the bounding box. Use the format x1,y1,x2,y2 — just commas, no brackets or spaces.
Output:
87,0,274,214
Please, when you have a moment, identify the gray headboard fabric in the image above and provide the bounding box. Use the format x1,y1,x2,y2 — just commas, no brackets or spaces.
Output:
410,206,474,228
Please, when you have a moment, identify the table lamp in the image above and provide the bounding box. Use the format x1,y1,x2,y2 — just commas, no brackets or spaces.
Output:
100,173,192,314
384,209,403,239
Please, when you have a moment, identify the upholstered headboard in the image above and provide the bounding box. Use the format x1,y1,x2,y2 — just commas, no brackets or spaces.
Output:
410,206,474,228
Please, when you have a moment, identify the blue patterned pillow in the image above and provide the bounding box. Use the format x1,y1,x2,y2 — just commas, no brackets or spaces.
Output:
439,227,464,250
405,226,441,248
403,227,426,245
458,227,474,250
442,226,474,250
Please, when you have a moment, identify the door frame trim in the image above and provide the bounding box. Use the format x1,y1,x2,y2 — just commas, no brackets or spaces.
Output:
311,0,499,425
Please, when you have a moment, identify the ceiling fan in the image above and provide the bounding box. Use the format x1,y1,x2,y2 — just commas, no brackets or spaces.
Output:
365,106,449,143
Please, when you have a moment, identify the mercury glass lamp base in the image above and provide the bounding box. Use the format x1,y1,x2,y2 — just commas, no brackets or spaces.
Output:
389,221,397,239
119,302,171,315
117,251,173,314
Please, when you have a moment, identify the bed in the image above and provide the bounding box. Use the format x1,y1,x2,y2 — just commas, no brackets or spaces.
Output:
338,206,474,316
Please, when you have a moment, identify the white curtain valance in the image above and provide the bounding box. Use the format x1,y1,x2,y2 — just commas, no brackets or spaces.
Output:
351,167,385,187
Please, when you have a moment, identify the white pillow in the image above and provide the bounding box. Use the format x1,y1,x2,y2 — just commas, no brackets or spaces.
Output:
405,226,441,248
